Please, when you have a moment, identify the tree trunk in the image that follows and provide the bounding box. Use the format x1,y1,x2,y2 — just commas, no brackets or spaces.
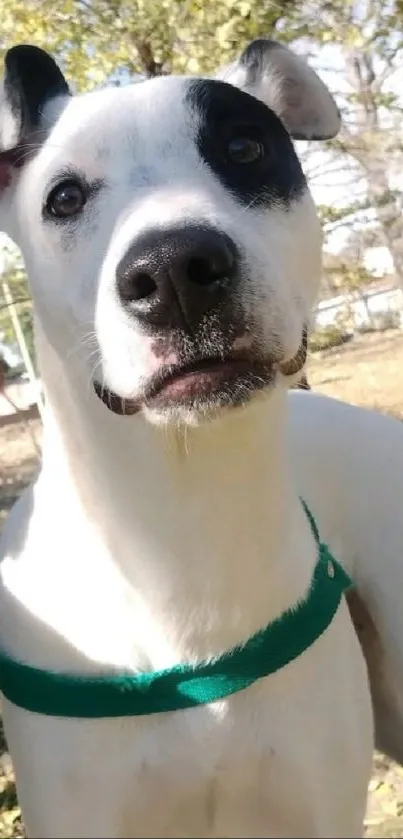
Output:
347,50,403,288
367,175,403,286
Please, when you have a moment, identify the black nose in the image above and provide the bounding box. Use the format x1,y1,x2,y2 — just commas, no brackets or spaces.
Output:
115,225,238,331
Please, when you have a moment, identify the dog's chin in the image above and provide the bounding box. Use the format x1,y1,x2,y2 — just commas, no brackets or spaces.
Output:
93,356,275,426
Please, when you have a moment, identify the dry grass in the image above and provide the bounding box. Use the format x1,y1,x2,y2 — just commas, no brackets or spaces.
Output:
308,329,403,420
2,328,403,836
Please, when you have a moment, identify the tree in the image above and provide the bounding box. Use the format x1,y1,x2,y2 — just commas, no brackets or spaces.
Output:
0,0,297,87
290,0,403,289
0,248,35,373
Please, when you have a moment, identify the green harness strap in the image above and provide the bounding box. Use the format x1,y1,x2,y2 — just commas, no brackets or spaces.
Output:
0,501,352,718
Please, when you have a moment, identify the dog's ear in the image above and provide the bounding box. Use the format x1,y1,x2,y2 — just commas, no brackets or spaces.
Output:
0,45,70,196
216,39,340,141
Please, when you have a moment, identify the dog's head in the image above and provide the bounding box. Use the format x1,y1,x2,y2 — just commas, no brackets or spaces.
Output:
0,41,339,425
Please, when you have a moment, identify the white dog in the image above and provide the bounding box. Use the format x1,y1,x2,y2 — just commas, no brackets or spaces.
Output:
0,38,403,839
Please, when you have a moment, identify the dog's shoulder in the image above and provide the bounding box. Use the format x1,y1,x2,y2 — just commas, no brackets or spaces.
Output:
289,389,403,470
288,389,403,585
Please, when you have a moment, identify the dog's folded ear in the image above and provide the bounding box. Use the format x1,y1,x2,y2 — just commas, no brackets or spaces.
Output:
216,39,340,141
0,45,70,190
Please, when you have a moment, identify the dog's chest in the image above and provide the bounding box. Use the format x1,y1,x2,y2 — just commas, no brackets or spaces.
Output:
7,682,298,837
115,689,283,837
68,680,315,838
3,602,372,838
72,659,370,837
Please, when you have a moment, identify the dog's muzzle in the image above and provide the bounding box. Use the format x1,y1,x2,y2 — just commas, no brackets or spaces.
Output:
93,326,308,417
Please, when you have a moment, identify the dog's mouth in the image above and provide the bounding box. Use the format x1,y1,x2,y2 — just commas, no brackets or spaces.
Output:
93,383,141,416
93,326,308,417
94,354,274,416
146,354,276,409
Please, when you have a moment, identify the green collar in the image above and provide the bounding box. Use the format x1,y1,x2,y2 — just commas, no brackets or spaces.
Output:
0,501,352,718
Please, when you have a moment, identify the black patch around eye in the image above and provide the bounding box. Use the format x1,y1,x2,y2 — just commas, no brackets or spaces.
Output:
186,79,306,208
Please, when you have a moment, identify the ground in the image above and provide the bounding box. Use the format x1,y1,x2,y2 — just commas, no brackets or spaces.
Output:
1,329,403,836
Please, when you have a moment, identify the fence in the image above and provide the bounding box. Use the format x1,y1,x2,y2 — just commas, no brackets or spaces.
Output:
314,284,403,331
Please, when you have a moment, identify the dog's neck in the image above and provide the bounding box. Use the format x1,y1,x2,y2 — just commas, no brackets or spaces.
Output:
35,329,316,668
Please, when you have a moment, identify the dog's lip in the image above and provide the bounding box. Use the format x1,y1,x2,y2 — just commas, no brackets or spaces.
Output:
278,325,308,377
143,355,273,404
93,354,274,415
93,382,141,415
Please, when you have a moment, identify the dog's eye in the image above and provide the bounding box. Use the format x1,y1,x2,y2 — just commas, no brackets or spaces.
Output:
226,135,265,165
45,179,87,219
